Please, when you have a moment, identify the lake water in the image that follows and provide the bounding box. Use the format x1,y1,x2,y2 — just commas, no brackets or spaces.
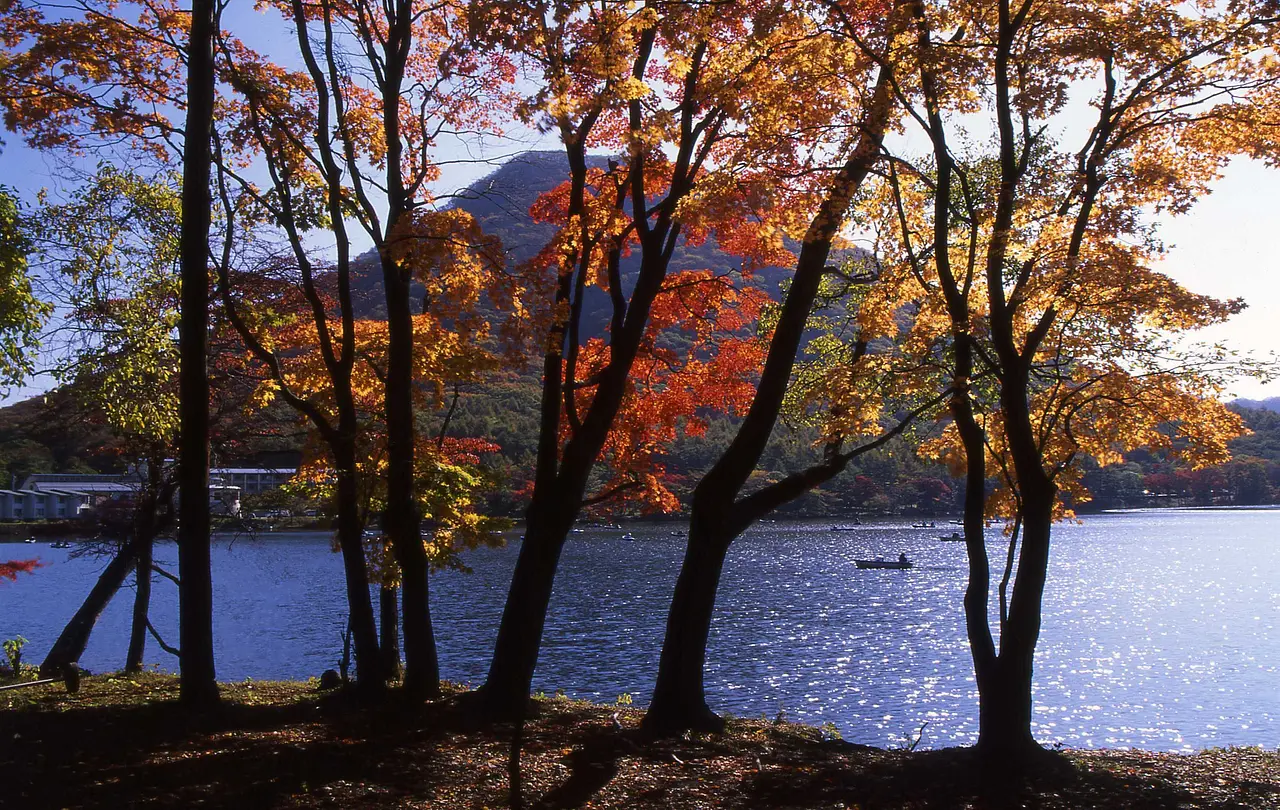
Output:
1,509,1277,752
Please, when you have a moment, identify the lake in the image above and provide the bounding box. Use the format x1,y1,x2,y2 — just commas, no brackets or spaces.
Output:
2,508,1277,752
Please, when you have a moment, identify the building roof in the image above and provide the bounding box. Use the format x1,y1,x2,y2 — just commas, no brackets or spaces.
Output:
35,481,135,493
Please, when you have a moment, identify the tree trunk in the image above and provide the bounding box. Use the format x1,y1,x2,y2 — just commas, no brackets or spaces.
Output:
381,253,437,700
480,507,571,719
125,535,154,673
380,583,401,681
374,0,437,703
40,539,137,677
976,485,1053,761
644,521,730,734
640,58,896,735
333,448,384,690
176,0,218,707
975,660,1039,761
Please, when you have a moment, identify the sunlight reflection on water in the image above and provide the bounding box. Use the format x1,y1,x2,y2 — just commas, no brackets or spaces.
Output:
1,509,1276,751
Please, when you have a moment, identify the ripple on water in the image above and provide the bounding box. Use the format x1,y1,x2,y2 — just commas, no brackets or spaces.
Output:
2,511,1278,750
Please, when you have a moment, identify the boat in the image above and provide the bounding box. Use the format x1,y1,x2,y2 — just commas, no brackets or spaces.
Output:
621,533,637,541
855,558,913,570
830,520,862,531
50,541,71,549
669,530,686,537
939,532,965,542
911,521,936,528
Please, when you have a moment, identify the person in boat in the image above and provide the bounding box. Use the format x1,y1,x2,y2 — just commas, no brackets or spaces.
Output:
950,531,961,540
898,552,908,565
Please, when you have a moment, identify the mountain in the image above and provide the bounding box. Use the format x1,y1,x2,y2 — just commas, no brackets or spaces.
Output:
1232,396,1280,414
351,150,800,329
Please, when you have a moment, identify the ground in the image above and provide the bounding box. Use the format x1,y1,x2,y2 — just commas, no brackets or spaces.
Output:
1,673,1277,809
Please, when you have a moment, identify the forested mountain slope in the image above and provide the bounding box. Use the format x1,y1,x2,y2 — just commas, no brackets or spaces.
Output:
4,152,1276,515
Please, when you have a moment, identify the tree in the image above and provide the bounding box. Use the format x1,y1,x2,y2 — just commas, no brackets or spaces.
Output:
876,0,1280,761
0,1,215,689
177,0,219,707
473,0,876,719
0,186,51,390
642,0,955,734
216,0,520,695
29,166,183,676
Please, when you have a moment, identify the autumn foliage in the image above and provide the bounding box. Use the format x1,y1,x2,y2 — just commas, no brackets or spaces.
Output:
0,559,39,583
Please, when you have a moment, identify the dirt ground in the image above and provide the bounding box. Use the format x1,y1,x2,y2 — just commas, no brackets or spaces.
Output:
2,673,1277,809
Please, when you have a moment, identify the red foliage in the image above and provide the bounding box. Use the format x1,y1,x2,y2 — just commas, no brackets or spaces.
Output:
0,559,40,583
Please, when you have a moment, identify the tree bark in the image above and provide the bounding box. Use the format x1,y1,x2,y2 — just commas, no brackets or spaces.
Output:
177,0,218,707
125,535,154,673
643,52,897,734
381,252,437,699
40,539,137,677
380,583,401,681
645,520,731,733
481,506,571,719
333,442,384,689
376,0,439,703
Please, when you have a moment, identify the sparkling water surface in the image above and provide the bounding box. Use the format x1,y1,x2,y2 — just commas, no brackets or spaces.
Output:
2,508,1277,751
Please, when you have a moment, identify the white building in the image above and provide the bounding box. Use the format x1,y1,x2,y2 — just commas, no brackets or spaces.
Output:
209,468,296,496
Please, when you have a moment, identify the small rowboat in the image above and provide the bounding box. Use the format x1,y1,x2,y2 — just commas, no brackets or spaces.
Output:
939,533,965,542
855,559,912,570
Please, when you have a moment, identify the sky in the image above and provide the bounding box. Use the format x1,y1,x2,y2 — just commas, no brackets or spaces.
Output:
2,4,1277,406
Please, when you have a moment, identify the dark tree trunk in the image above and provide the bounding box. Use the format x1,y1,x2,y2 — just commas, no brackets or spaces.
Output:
334,443,384,689
975,482,1054,761
481,507,571,719
478,141,608,719
381,254,437,699
125,535,154,673
643,59,896,734
645,521,730,733
40,539,137,677
177,0,218,707
482,43,733,717
380,583,401,680
376,0,437,702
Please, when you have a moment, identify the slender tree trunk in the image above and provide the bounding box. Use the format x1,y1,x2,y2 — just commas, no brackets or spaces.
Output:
177,0,218,707
382,254,437,700
333,445,384,690
645,519,731,733
40,539,137,676
376,0,438,703
975,484,1053,761
125,535,154,673
642,61,896,734
380,583,401,681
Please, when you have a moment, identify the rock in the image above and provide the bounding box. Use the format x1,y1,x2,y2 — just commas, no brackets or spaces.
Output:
318,669,342,690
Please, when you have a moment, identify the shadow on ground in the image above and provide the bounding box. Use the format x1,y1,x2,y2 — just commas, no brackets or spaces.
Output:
2,677,1277,809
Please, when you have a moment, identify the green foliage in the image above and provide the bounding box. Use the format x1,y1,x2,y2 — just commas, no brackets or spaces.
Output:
0,187,52,390
31,165,182,443
3,635,27,674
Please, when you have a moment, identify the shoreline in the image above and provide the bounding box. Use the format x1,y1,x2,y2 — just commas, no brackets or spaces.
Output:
3,673,1278,809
